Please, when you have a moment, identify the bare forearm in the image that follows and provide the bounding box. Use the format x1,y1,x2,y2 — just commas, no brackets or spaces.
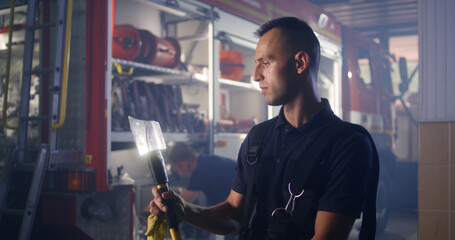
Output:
183,201,241,235
312,211,355,240
150,188,244,235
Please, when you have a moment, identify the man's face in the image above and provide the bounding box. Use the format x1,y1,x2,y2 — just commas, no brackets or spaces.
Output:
170,161,192,177
253,28,300,106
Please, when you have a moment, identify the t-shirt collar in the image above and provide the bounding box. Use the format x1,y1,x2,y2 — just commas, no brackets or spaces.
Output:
275,98,334,134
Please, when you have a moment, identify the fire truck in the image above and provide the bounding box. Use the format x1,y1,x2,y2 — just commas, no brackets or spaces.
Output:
0,0,405,239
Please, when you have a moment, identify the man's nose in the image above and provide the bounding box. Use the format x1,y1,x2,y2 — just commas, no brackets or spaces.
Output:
253,65,262,82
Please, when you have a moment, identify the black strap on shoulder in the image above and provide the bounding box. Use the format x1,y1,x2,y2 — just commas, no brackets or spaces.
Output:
240,119,275,238
356,126,379,240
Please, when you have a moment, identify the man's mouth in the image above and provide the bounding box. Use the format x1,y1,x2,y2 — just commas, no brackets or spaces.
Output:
260,86,267,94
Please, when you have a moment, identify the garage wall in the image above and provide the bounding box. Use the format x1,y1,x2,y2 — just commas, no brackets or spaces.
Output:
418,0,455,239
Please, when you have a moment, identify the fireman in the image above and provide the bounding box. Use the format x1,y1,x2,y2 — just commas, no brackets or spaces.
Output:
149,17,377,240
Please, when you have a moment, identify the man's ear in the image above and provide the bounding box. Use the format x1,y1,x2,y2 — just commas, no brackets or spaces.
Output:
295,51,309,74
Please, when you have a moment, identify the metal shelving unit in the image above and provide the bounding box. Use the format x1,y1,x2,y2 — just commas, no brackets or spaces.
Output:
108,0,267,159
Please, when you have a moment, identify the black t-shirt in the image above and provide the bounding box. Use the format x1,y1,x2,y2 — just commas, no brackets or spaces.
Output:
232,99,374,239
187,154,236,206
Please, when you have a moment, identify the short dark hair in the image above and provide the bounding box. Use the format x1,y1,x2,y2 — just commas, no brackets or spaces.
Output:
166,143,198,163
255,17,320,69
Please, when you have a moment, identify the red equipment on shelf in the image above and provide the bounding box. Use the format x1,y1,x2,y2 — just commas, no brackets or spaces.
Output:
113,25,181,68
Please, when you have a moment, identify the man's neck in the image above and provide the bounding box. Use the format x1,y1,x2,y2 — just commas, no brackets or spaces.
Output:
283,96,322,128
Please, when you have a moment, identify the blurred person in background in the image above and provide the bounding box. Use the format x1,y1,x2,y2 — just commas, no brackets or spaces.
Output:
167,142,237,239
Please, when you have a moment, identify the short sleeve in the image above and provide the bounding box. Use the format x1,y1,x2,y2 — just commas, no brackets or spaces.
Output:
318,131,373,218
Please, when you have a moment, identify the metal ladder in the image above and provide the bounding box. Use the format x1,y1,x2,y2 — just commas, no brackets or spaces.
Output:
0,0,72,239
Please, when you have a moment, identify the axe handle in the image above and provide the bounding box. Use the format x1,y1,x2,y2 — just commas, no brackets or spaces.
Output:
157,184,182,240
149,151,182,240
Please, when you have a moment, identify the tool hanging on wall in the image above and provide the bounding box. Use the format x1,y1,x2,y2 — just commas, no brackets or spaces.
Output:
112,79,203,133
